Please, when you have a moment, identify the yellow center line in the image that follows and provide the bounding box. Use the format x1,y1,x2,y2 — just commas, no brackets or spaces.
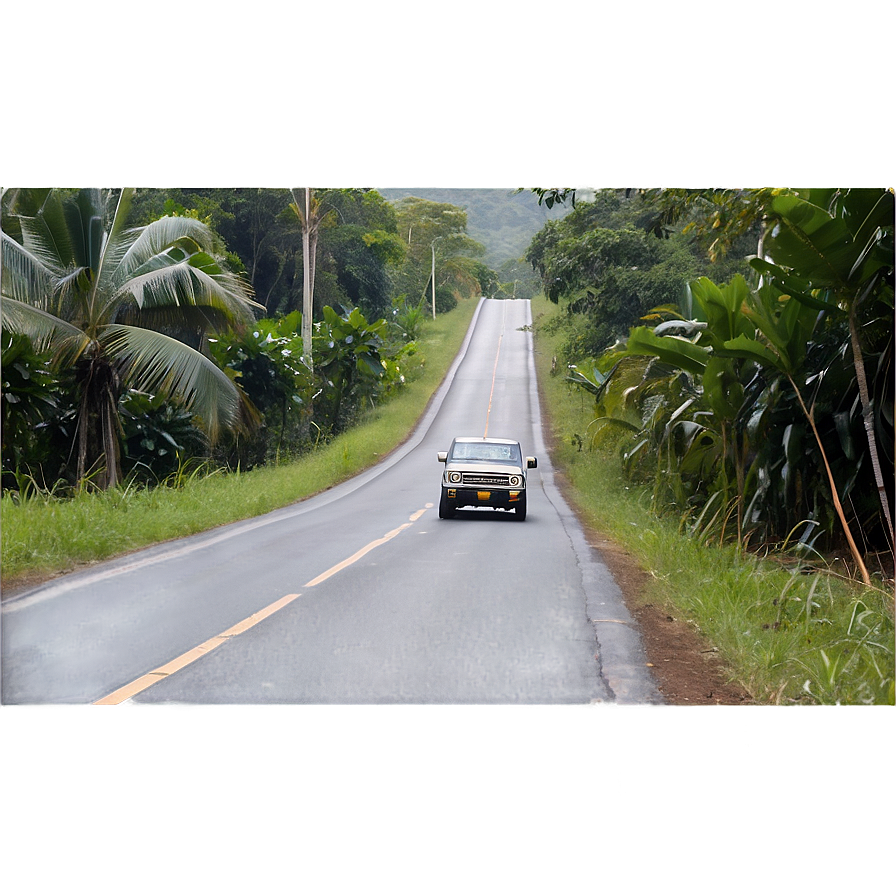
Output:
483,303,507,438
304,524,412,586
409,503,433,522
94,504,432,705
94,592,303,705
305,504,431,586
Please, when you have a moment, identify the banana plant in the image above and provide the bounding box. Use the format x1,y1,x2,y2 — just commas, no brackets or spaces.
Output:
625,275,761,542
565,360,610,398
718,275,874,585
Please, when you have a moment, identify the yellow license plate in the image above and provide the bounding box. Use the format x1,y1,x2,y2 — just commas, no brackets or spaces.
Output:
477,491,491,501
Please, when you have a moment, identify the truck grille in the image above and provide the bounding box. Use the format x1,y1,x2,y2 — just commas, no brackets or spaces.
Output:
462,472,512,487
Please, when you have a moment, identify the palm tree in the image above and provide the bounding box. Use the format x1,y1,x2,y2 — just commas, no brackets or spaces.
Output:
289,188,337,369
1,188,262,488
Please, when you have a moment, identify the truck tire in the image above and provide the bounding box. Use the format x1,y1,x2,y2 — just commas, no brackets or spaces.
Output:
439,489,456,519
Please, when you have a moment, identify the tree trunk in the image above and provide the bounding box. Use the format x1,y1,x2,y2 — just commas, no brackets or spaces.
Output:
789,375,872,587
76,353,122,490
301,188,314,370
848,298,895,552
289,188,316,370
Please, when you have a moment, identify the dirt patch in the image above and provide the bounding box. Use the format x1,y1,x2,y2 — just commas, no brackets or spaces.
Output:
584,528,753,705
547,462,753,705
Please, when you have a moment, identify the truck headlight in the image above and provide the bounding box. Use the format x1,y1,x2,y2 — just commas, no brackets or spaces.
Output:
448,471,462,484
509,475,522,487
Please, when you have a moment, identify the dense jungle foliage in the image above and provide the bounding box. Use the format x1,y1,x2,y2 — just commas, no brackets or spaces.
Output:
530,188,894,585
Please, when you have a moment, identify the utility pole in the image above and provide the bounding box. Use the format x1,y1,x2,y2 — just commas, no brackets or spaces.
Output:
302,188,313,365
430,236,444,320
290,188,316,370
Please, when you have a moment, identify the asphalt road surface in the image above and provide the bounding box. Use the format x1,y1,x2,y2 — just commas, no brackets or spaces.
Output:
1,298,663,704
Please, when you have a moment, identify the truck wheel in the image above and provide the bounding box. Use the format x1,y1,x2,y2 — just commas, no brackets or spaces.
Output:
515,493,527,520
439,489,455,519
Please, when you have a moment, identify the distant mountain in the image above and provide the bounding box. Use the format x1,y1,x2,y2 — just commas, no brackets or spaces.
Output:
377,188,570,267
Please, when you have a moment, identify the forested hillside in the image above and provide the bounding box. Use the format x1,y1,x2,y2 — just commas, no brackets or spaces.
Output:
378,188,570,267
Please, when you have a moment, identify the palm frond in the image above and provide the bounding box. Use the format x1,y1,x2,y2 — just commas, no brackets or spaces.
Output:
54,266,93,323
0,296,89,360
89,188,133,302
105,254,260,325
16,192,75,274
114,303,238,336
111,216,220,283
101,324,244,440
1,230,58,307
1,187,53,216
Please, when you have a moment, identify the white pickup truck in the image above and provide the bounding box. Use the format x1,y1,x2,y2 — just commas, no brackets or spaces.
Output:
437,437,537,521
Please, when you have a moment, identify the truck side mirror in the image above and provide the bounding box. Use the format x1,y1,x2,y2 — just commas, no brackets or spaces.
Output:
526,457,537,469
437,452,448,463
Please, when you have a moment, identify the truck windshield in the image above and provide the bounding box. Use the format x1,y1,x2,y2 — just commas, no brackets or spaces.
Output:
450,442,522,464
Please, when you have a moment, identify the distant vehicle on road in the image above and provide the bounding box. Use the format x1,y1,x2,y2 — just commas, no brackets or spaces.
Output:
437,437,537,520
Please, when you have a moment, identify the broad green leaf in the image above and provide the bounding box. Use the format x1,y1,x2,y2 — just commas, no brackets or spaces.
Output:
839,188,894,245
689,276,725,316
720,335,783,372
848,225,892,283
625,326,709,375
355,352,385,378
749,258,839,311
770,195,832,236
833,411,856,460
782,423,803,465
590,416,640,435
766,194,873,287
703,355,744,421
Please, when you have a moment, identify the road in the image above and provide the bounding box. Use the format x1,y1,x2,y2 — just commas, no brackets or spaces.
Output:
1,298,663,704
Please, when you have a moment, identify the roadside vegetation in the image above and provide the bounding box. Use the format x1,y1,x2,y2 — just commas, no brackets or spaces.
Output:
528,186,894,705
535,293,893,704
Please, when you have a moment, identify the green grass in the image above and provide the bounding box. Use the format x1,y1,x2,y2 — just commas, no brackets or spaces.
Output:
531,294,895,705
1,296,480,591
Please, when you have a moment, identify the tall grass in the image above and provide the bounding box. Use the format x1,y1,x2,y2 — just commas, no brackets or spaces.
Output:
1,296,480,590
531,294,894,704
